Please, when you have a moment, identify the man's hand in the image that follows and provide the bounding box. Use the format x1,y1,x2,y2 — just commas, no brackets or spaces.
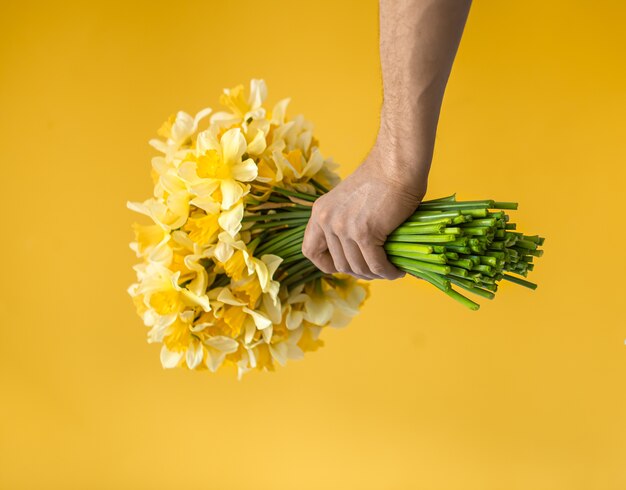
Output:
302,0,470,281
302,137,427,280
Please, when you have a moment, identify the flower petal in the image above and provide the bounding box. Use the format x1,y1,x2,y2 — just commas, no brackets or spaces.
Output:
231,158,258,182
205,336,239,353
269,342,288,366
261,254,283,279
218,201,243,235
220,127,246,166
271,98,291,125
248,79,267,109
196,129,220,155
205,350,226,372
304,296,334,326
186,342,204,369
220,179,244,210
217,287,246,306
193,107,212,128
189,194,221,214
243,307,272,330
246,130,267,156
160,345,183,369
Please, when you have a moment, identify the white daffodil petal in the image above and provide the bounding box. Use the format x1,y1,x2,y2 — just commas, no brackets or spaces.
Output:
304,296,334,326
246,131,267,156
269,342,288,366
252,258,270,290
287,343,304,361
186,342,204,369
189,194,221,214
214,237,234,263
149,138,170,154
179,310,195,323
247,347,257,368
261,254,283,279
217,287,246,306
126,200,151,218
243,307,272,330
262,325,273,343
205,350,226,373
205,336,239,353
218,201,243,235
244,317,256,344
190,322,212,333
231,158,258,182
180,288,211,312
248,79,268,109
193,107,212,128
196,128,220,154
286,309,304,330
271,98,291,125
220,179,244,210
262,293,282,323
170,111,193,142
160,345,183,369
220,128,246,166
302,148,325,178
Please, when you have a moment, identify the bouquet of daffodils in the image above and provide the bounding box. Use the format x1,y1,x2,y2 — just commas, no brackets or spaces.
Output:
128,79,544,377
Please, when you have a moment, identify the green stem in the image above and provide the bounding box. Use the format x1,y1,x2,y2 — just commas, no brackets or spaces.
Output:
285,270,326,290
445,287,480,310
494,201,518,210
255,225,306,255
417,200,494,211
390,256,451,275
242,210,312,222
383,242,434,254
502,274,537,290
385,250,447,264
448,277,495,300
271,187,317,202
387,234,457,243
250,218,309,230
392,224,445,235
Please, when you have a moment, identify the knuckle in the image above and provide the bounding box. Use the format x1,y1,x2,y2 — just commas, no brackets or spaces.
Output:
352,228,369,241
331,224,345,235
301,241,312,256
311,199,327,215
301,242,322,260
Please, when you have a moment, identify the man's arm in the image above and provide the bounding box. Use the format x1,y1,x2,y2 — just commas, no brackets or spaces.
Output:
302,0,472,280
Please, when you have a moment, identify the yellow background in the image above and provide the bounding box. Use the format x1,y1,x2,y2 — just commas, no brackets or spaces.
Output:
1,1,625,488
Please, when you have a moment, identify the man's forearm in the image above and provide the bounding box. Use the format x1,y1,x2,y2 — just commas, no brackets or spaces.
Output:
378,0,472,191
302,0,471,280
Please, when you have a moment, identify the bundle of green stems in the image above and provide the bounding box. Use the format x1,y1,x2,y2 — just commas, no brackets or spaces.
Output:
242,187,544,310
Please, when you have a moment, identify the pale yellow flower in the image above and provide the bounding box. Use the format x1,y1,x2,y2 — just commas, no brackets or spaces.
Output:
195,127,257,207
159,309,240,371
150,108,212,162
210,79,267,127
128,259,211,337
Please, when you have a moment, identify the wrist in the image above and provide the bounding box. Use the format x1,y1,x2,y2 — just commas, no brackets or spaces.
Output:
371,113,433,200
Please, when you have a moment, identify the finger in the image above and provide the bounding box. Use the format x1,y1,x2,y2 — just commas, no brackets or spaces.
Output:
360,243,405,280
325,233,370,280
341,239,379,279
302,222,337,274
